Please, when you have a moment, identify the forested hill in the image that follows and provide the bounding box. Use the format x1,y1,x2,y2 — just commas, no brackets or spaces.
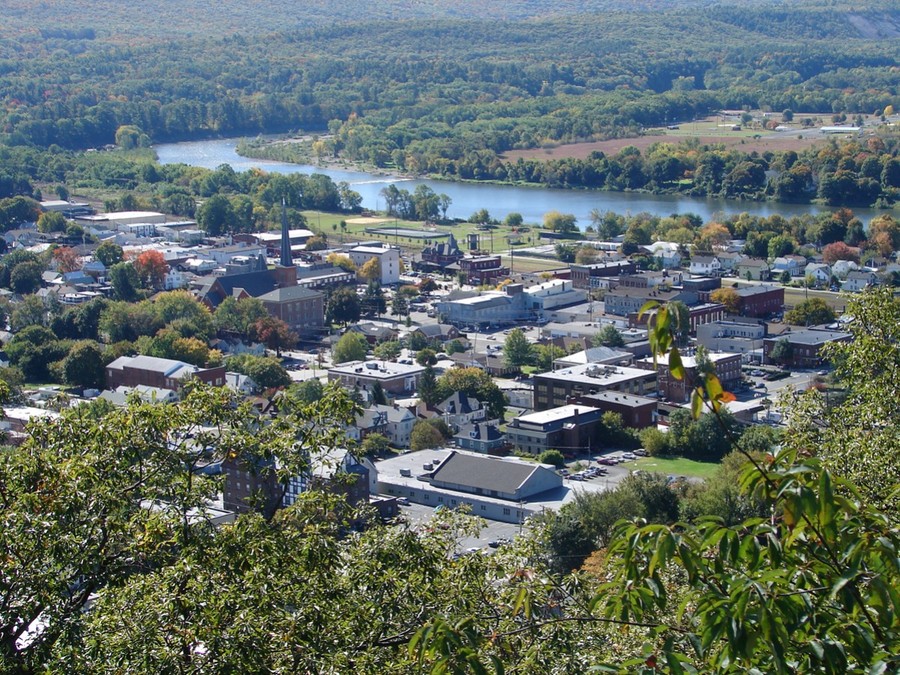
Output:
1,0,898,40
0,1,897,156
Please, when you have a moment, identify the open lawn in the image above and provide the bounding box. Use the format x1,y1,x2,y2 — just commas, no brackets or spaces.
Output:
633,455,720,480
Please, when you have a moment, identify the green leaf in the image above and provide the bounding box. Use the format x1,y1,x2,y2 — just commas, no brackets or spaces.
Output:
669,347,685,381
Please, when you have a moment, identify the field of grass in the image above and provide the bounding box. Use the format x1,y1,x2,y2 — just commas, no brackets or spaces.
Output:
633,455,720,480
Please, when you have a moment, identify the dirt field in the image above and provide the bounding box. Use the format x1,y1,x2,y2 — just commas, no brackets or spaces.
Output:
344,216,393,225
502,115,829,161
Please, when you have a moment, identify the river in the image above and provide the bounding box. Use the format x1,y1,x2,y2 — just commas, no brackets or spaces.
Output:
155,138,880,227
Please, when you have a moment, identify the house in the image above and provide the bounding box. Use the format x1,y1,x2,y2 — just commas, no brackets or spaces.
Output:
347,322,399,345
717,252,745,273
841,270,878,292
645,241,683,268
434,392,486,429
105,355,226,392
772,255,806,277
831,260,859,279
225,372,257,395
736,257,771,281
454,420,506,454
507,404,604,455
357,404,416,448
688,255,722,277
412,323,460,344
804,263,832,286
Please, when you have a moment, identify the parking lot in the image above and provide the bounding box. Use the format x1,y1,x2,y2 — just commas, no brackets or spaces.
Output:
395,502,522,554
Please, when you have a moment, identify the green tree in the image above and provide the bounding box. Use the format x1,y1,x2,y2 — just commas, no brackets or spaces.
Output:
534,343,565,371
769,337,794,365
502,328,533,369
286,378,324,405
214,296,268,339
538,449,566,468
360,281,386,316
63,340,105,389
108,262,142,302
373,340,401,361
436,367,506,419
10,260,43,294
10,293,47,331
785,297,836,326
391,293,408,317
416,348,437,366
410,419,445,451
227,354,291,389
252,316,298,356
95,241,125,267
591,324,625,348
543,210,578,233
418,364,439,406
37,210,67,233
360,432,391,457
333,331,368,364
196,194,235,236
326,286,361,326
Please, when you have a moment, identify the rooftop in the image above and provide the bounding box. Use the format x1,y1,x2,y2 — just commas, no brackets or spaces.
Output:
535,362,655,387
515,404,599,426
330,360,424,379
430,450,555,497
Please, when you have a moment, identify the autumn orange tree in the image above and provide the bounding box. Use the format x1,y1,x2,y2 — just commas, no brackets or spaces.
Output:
132,250,169,290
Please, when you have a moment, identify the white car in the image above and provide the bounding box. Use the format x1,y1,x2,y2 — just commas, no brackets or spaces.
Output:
622,452,636,460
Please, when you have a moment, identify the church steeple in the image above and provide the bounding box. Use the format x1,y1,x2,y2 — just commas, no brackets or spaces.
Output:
280,198,292,268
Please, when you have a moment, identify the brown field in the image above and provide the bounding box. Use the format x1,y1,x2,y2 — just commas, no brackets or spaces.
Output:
502,116,830,161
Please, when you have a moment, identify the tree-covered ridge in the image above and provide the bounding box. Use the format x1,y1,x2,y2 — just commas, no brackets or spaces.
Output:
0,4,897,151
3,0,889,41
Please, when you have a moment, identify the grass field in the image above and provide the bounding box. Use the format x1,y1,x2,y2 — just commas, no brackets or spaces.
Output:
633,456,720,480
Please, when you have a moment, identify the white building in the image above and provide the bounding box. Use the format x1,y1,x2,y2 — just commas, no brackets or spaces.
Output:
349,244,401,285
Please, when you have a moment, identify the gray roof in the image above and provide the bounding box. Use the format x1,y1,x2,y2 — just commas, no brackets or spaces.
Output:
431,451,545,495
257,285,323,303
436,391,481,415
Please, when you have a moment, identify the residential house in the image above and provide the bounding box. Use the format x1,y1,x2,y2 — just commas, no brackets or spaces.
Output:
688,255,722,277
831,260,859,279
434,392,486,429
805,263,833,286
225,372,257,396
454,420,506,454
646,241,683,268
772,255,806,277
842,270,878,292
347,322,399,345
99,385,180,406
357,404,416,448
413,323,460,344
736,257,771,281
717,252,745,273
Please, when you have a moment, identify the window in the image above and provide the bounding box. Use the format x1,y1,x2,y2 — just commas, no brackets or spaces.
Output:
503,507,511,516
480,505,486,511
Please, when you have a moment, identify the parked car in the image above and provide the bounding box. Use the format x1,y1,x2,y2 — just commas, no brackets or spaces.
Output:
622,452,637,460
597,457,617,466
396,497,410,506
633,448,648,457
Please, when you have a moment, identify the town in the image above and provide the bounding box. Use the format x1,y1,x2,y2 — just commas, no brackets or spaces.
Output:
1,193,888,541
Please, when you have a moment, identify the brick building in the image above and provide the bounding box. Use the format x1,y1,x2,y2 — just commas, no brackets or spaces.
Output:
328,360,424,395
454,255,509,285
257,284,325,336
507,404,604,455
570,391,658,429
105,355,225,392
532,363,657,411
735,285,784,317
636,352,742,403
570,260,635,290
763,328,852,368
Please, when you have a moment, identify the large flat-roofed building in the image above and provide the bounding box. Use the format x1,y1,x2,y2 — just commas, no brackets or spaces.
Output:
735,285,784,317
456,255,509,285
763,328,852,368
635,351,742,403
376,449,565,523
75,210,167,227
257,284,325,336
106,355,226,392
349,243,401,285
697,320,766,354
533,363,657,411
506,404,603,455
328,360,424,395
570,391,658,429
569,260,635,290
